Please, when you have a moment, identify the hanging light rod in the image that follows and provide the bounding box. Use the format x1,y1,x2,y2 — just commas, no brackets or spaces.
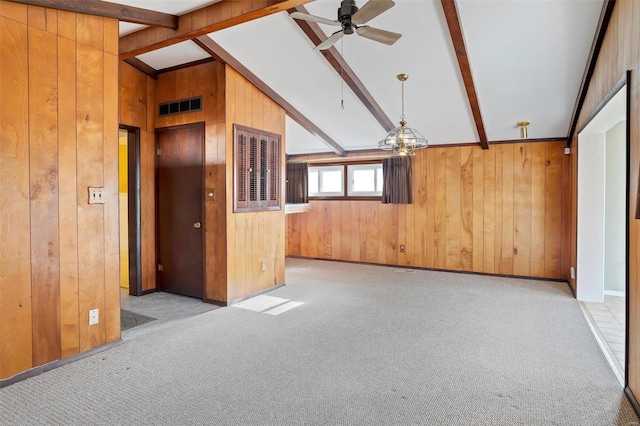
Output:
517,120,531,139
378,74,428,156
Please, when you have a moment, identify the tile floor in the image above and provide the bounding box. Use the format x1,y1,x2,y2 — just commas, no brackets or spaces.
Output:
583,295,625,376
120,288,220,340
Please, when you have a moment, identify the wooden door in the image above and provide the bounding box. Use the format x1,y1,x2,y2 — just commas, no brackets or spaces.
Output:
156,124,204,298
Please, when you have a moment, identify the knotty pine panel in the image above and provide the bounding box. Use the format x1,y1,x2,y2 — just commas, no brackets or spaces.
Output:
28,24,61,366
569,1,640,396
225,66,285,303
0,2,120,380
286,141,569,280
0,12,33,379
58,33,80,359
118,62,157,292
77,41,106,352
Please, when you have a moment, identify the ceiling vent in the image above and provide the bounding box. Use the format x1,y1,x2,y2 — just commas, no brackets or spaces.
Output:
158,96,202,117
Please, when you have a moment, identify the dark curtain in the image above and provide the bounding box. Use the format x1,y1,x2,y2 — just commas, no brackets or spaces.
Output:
286,162,309,203
382,156,412,204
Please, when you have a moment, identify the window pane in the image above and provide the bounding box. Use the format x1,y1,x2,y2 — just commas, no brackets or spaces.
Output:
353,169,375,192
321,170,343,192
376,167,383,192
308,171,319,194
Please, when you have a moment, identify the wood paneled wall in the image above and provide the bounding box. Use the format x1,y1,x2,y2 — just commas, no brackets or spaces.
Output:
287,141,570,280
225,66,286,303
119,62,156,292
568,0,640,398
155,61,228,303
0,2,120,380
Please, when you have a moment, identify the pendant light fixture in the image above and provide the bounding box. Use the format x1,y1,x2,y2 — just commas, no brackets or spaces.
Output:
517,120,530,138
378,74,428,156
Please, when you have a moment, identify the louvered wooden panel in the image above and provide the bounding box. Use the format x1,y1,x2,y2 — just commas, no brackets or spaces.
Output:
260,137,268,203
249,134,258,202
235,131,248,209
268,137,279,206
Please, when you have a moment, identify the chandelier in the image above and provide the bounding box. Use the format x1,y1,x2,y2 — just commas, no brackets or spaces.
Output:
378,74,428,156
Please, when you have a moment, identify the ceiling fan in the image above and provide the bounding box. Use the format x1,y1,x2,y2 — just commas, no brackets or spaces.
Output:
290,0,402,50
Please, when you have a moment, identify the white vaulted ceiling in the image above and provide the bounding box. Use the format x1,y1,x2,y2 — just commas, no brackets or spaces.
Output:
112,0,604,154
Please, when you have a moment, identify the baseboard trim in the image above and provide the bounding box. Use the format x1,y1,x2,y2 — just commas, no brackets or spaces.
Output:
0,339,123,389
604,290,625,297
285,256,569,284
229,283,286,306
625,387,640,418
203,298,228,307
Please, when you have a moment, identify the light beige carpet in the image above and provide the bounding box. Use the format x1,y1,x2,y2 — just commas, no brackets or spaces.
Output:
1,258,637,425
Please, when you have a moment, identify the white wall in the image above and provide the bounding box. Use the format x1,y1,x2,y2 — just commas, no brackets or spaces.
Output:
604,120,626,293
577,132,606,302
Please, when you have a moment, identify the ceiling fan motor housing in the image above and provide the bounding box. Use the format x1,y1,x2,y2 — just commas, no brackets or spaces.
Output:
338,0,358,34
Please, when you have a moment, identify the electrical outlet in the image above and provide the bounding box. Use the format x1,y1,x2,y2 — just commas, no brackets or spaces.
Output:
399,244,406,253
261,259,267,272
89,309,99,325
88,187,106,204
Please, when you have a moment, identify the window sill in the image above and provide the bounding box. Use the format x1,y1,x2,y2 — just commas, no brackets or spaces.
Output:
285,203,312,215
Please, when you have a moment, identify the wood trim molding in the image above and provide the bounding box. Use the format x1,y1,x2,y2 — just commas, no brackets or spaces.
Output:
156,57,216,75
193,35,347,156
490,137,567,145
440,0,488,150
0,339,123,388
625,387,640,419
576,72,627,135
7,0,178,28
288,6,394,132
119,0,313,60
566,0,616,146
123,57,158,80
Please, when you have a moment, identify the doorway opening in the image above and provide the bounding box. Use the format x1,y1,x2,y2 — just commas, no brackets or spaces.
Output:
576,73,630,384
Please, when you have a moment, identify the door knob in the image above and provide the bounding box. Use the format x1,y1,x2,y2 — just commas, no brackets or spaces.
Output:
193,222,201,229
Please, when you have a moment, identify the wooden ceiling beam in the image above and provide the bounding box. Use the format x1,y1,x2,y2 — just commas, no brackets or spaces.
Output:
123,57,157,80
288,6,395,132
119,0,313,60
440,0,489,150
566,0,616,146
193,35,346,156
7,0,178,28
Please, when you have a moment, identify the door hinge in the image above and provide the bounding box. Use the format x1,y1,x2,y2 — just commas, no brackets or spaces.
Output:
158,264,163,271
157,148,162,156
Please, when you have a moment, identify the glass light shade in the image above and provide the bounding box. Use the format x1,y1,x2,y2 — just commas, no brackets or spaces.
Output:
378,121,428,156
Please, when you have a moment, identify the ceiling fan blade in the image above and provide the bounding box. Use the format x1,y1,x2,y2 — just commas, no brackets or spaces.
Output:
290,11,341,27
355,26,402,45
315,30,345,50
351,0,395,25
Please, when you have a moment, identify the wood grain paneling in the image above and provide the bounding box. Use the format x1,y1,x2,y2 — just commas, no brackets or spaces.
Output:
568,0,640,398
0,10,33,379
28,22,61,366
225,66,286,303
118,62,157,293
0,1,119,380
153,60,228,302
287,141,569,280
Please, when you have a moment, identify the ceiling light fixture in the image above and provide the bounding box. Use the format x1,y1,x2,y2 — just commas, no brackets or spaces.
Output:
517,120,530,139
378,74,428,156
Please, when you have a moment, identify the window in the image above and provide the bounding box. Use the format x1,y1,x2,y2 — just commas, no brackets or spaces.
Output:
308,166,344,197
347,163,383,197
307,162,382,199
234,124,281,212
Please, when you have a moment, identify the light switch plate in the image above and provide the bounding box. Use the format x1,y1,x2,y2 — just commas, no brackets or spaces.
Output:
88,187,106,204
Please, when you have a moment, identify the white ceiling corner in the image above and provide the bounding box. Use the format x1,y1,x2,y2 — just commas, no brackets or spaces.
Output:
136,40,210,70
